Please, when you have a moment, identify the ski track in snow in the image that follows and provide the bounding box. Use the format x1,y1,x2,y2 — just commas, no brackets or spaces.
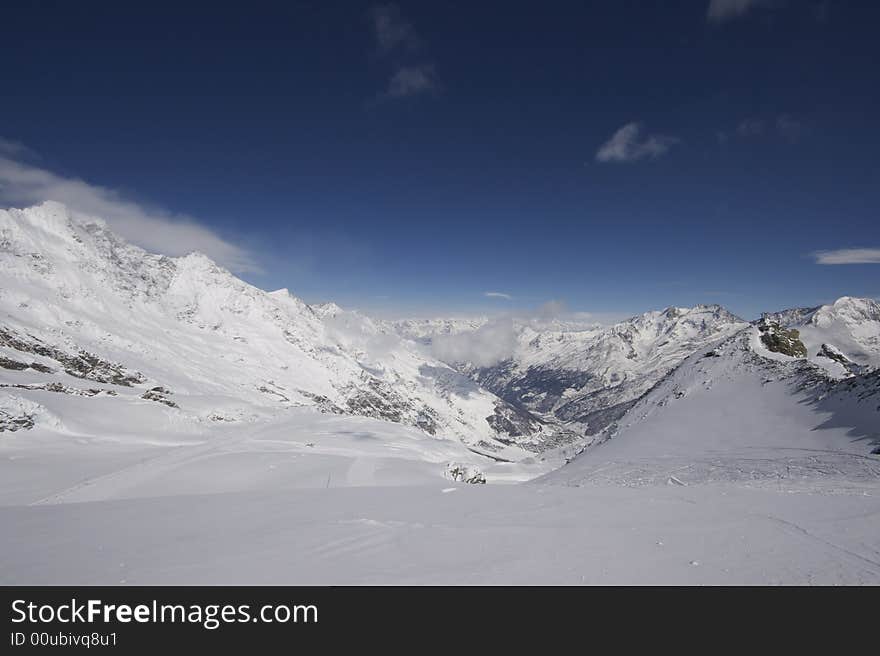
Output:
29,432,242,505
755,512,880,576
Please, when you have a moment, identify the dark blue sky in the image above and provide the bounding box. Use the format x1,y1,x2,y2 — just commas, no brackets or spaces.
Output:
1,1,878,319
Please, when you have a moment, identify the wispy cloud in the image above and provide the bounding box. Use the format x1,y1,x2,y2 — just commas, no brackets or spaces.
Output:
0,137,36,158
368,5,438,103
0,144,257,273
596,122,679,163
484,291,513,300
736,118,765,137
813,248,880,265
719,114,806,144
370,4,419,54
385,64,438,98
707,0,773,24
776,114,804,142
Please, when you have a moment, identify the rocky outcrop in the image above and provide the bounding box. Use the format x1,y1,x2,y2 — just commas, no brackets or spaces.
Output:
0,411,33,432
445,462,486,484
0,382,117,397
0,327,145,386
757,319,807,357
141,387,178,408
344,376,440,435
817,343,851,366
0,396,40,432
0,356,53,373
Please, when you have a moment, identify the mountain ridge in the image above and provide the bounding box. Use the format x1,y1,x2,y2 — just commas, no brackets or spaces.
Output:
0,202,567,457
2,202,878,473
544,324,880,489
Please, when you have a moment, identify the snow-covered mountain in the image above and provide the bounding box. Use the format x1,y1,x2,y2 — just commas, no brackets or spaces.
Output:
407,298,880,444
2,201,878,476
545,322,880,489
2,203,878,585
419,305,749,435
0,202,567,459
762,296,880,376
391,317,488,345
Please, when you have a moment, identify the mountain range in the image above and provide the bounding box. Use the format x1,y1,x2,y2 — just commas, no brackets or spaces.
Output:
2,202,880,585
1,202,879,480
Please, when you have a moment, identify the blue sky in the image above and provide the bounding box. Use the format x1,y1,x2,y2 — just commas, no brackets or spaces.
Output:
1,0,878,319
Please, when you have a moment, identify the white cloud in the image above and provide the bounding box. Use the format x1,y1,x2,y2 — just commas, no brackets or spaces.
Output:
536,299,565,317
484,291,513,300
707,0,772,24
0,151,257,273
431,318,518,367
429,300,617,366
368,6,438,103
370,4,419,54
813,249,880,265
385,65,437,98
425,296,631,366
596,122,679,163
324,309,401,361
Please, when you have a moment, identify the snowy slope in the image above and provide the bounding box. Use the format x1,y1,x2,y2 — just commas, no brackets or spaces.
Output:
544,325,880,490
1,203,879,585
2,318,877,585
0,202,567,460
4,483,880,584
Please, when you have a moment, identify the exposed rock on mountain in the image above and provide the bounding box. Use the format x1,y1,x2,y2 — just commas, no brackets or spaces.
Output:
445,462,487,484
757,318,808,357
817,342,850,365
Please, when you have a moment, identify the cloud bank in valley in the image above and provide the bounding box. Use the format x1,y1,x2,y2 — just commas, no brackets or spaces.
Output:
431,318,519,367
429,301,610,367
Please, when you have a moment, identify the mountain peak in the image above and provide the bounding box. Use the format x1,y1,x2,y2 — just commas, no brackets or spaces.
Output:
813,296,880,327
829,295,880,314
310,301,345,319
2,201,78,244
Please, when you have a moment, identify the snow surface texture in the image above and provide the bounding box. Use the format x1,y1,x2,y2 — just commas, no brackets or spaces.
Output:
1,202,879,584
4,485,880,585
